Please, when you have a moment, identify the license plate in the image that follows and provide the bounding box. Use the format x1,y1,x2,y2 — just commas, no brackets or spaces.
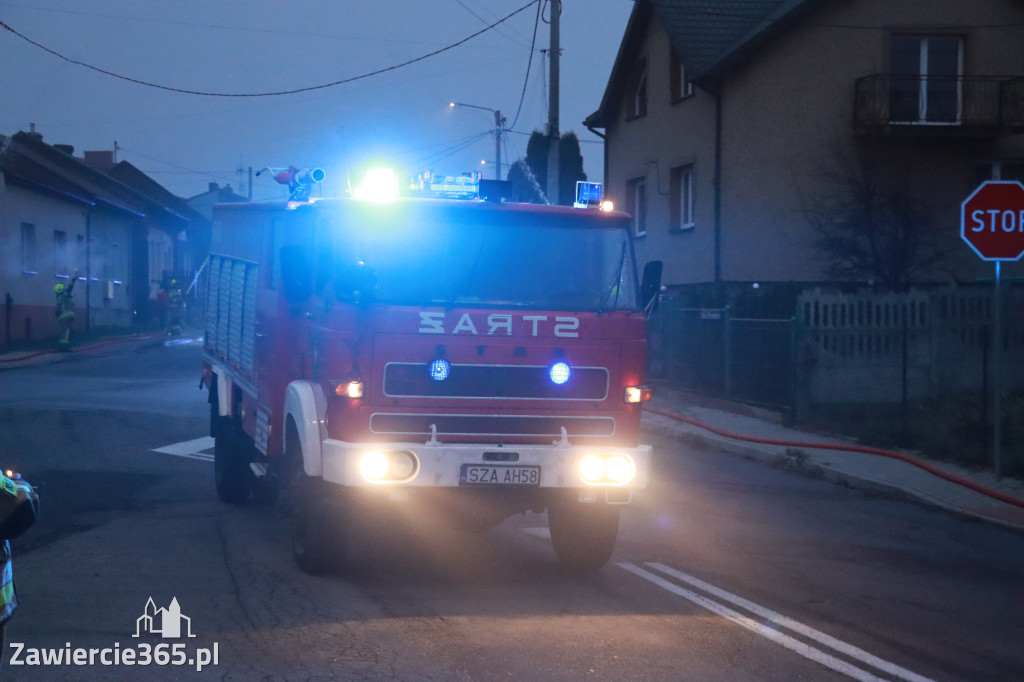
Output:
459,464,541,486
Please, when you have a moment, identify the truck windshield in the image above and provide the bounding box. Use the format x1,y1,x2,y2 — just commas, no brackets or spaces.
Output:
326,207,640,312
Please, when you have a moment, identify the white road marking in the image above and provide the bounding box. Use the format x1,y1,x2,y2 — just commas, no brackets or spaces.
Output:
152,437,215,462
618,562,935,682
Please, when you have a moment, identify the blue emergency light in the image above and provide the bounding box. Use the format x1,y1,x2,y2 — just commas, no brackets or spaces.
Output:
574,181,603,209
429,358,451,381
549,362,571,385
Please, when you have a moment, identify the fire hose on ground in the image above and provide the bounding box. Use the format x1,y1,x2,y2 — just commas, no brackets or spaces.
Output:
644,405,1024,511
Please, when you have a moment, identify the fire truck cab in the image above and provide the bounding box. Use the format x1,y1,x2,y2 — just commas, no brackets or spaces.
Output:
201,175,661,573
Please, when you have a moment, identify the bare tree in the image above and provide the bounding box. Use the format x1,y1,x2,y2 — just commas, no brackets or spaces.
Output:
806,147,946,288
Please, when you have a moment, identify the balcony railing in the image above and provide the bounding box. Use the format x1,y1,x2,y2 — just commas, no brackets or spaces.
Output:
854,74,1024,132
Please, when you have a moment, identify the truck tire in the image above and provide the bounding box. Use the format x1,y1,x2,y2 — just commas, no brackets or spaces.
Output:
289,472,339,575
213,412,255,505
283,421,343,575
547,494,621,573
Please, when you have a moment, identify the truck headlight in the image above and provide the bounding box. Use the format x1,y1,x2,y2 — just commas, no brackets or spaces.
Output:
360,450,419,483
578,453,636,486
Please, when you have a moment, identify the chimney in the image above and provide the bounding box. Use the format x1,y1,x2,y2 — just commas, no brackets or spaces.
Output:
208,182,219,192
27,123,42,140
83,150,115,172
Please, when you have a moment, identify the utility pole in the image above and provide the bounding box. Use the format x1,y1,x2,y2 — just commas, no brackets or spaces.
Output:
546,0,560,204
492,109,505,181
449,102,505,180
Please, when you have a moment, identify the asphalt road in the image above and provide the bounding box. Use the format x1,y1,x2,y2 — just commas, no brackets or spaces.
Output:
0,339,1021,681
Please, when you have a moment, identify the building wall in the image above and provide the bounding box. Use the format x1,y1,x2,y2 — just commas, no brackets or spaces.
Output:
606,0,1024,289
606,20,719,284
0,180,137,341
87,206,137,329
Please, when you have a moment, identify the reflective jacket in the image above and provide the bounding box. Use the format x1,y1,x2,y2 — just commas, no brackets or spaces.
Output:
1,540,14,623
0,472,38,624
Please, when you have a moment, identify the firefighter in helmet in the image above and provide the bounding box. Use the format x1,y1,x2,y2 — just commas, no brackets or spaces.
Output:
0,469,38,660
54,270,79,350
167,279,183,335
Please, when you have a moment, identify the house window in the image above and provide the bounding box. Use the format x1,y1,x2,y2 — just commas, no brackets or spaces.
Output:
20,222,37,274
627,177,647,237
670,49,694,101
53,229,69,276
110,243,121,282
890,35,963,123
671,165,695,231
629,59,648,119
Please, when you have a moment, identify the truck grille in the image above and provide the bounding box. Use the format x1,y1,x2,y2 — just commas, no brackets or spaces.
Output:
368,413,616,438
383,363,609,400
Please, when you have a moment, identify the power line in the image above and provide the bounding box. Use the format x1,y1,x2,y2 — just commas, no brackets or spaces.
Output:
508,0,544,131
416,130,492,168
455,0,530,47
0,0,539,97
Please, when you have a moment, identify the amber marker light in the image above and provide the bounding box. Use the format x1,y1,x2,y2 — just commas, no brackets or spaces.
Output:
624,386,652,403
335,380,364,399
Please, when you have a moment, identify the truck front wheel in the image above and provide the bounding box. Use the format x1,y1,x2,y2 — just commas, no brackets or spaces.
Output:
547,493,621,573
283,421,346,575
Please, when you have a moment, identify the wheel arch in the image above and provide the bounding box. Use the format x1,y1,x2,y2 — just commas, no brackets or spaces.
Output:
283,380,328,477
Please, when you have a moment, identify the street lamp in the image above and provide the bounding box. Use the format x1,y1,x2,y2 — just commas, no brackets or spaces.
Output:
449,102,506,180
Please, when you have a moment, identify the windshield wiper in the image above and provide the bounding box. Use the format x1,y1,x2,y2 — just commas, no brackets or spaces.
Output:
596,241,627,315
447,234,490,308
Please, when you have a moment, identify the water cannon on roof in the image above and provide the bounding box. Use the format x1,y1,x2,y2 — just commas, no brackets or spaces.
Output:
256,165,326,200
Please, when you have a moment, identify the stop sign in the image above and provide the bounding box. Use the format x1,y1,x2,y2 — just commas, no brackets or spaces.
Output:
961,180,1024,261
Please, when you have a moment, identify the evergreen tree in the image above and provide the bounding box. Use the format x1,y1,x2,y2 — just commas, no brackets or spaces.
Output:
510,130,588,205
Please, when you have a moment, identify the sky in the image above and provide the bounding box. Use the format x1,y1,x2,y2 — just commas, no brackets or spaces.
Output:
0,0,635,201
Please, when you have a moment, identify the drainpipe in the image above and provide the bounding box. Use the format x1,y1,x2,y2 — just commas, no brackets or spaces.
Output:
586,125,607,203
713,87,723,285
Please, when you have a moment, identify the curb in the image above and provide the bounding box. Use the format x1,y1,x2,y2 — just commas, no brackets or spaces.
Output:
641,414,1024,534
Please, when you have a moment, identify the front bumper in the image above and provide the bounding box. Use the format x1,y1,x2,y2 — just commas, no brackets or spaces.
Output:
320,438,652,491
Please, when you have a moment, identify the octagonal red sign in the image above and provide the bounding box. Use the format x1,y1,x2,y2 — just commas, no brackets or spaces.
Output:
961,180,1024,261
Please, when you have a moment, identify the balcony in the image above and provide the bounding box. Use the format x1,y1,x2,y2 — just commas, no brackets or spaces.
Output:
854,74,1024,135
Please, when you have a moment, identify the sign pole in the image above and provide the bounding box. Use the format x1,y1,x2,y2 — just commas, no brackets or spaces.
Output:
993,260,1002,480
960,180,1024,479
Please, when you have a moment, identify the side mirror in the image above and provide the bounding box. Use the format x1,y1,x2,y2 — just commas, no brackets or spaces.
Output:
640,260,663,317
279,245,313,304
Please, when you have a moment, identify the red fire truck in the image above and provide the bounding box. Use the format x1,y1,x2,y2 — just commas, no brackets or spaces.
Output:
200,171,662,573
